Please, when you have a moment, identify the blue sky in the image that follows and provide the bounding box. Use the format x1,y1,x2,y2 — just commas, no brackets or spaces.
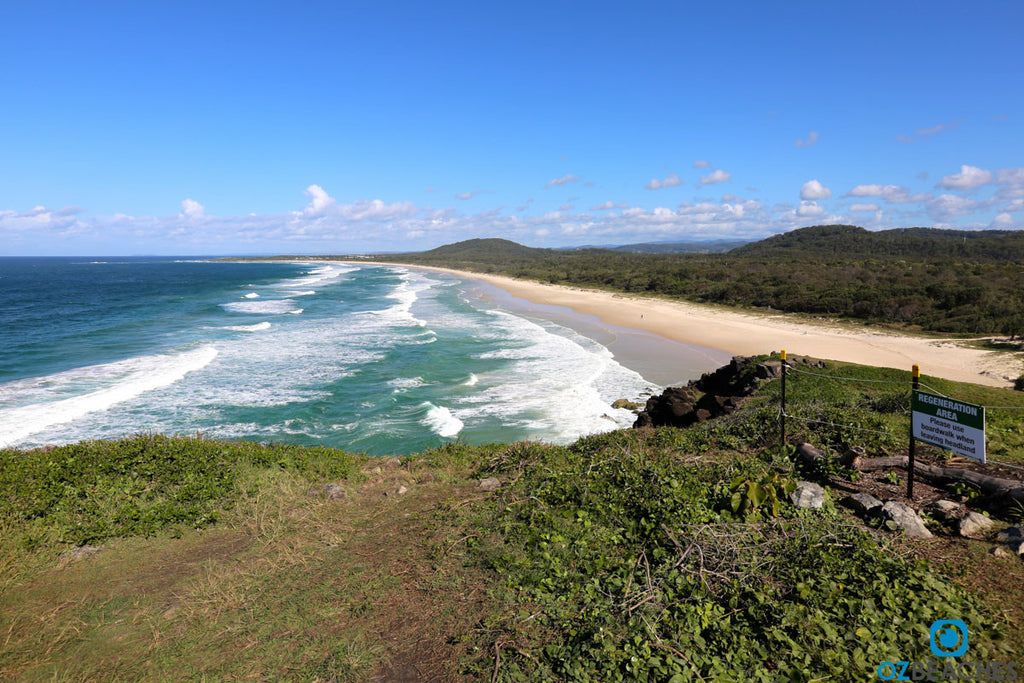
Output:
2,1,1022,255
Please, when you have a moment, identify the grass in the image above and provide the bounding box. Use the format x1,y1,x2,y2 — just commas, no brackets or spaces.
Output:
1,358,1022,680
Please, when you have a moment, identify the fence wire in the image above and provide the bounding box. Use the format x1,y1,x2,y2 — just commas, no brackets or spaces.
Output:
784,363,1024,412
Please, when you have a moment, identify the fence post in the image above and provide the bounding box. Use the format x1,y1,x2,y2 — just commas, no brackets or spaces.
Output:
780,349,787,448
908,364,919,499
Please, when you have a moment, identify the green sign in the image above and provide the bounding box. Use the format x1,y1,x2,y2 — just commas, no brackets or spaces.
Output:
911,390,986,462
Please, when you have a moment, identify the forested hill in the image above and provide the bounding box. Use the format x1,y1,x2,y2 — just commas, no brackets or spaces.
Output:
416,237,555,260
730,225,1024,262
375,226,1024,336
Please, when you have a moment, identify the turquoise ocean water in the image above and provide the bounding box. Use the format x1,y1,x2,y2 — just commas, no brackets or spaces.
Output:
0,258,726,455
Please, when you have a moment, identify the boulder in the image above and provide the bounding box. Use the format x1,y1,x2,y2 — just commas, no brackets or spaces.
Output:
958,511,994,539
756,361,783,380
309,483,347,500
990,545,1014,559
878,501,933,539
478,477,501,492
996,525,1023,544
841,493,883,515
790,482,826,509
926,499,964,522
612,398,641,410
324,483,347,501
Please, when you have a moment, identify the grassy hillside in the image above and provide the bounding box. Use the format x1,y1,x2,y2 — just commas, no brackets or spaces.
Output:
3,358,1023,681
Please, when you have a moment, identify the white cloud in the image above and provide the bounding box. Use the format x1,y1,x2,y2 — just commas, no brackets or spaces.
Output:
303,184,336,215
849,203,880,212
992,213,1014,228
181,199,205,219
937,165,993,190
546,174,579,187
800,180,832,200
700,169,731,185
846,184,929,203
455,191,482,200
693,159,709,168
796,201,825,218
795,131,819,148
927,193,985,219
645,173,682,190
559,203,574,211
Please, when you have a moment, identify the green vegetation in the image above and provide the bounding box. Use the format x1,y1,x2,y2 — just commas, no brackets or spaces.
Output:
3,359,1023,680
371,226,1024,336
0,435,363,547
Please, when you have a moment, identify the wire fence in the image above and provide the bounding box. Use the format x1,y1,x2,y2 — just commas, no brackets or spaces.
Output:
778,354,1024,474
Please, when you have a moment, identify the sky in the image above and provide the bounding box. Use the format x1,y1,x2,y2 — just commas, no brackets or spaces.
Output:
1,0,1022,255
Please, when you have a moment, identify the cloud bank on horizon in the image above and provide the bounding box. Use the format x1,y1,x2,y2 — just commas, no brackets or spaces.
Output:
1,2,1021,255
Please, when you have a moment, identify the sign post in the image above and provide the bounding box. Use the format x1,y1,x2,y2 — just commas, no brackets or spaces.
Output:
908,365,919,498
911,389,986,463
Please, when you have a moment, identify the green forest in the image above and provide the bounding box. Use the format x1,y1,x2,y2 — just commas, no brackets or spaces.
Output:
372,226,1024,336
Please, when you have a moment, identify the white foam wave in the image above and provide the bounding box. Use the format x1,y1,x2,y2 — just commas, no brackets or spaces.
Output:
280,264,356,289
243,292,260,299
0,346,219,448
462,374,479,386
289,308,304,315
361,271,432,327
222,322,272,332
421,402,464,438
454,312,655,443
388,376,426,392
292,290,317,296
221,299,298,314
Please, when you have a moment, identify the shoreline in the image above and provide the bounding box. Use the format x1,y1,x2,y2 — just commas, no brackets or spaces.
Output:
351,261,1021,389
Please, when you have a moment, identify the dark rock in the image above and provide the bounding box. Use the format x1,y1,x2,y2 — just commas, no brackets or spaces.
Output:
996,525,1024,544
633,356,776,429
841,493,883,515
756,361,783,380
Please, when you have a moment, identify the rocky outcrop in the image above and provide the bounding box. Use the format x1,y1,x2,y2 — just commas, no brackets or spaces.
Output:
633,356,783,429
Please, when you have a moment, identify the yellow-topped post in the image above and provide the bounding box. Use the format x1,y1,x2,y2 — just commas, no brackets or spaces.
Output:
908,364,920,498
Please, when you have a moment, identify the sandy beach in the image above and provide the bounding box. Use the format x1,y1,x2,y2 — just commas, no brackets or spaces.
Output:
359,262,1022,389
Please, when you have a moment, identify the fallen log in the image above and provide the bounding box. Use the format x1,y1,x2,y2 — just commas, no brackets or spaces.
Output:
796,442,1024,506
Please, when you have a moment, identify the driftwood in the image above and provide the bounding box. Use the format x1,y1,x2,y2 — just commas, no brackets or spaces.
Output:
795,442,1024,506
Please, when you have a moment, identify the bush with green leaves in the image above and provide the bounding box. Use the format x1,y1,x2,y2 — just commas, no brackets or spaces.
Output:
0,435,363,546
459,430,1009,681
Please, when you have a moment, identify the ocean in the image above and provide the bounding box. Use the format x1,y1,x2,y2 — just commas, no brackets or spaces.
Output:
0,258,729,455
